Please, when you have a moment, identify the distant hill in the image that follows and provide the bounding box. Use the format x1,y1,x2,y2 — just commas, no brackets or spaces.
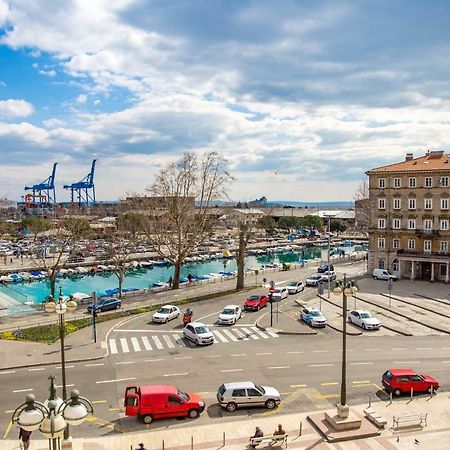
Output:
268,201,354,208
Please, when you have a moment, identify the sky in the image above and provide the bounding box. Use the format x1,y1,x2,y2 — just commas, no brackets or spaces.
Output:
1,0,450,203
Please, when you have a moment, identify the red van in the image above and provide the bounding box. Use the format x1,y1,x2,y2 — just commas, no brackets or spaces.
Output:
124,385,205,424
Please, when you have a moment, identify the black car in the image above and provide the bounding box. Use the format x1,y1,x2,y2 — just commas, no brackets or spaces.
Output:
87,297,121,313
317,264,334,273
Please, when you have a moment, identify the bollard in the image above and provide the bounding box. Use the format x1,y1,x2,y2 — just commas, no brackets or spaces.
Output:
389,391,393,405
299,421,302,436
162,440,165,450
223,432,226,446
410,387,413,401
368,394,372,408
191,435,194,450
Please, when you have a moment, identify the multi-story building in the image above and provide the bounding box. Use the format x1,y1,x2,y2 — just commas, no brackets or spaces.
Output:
366,150,450,282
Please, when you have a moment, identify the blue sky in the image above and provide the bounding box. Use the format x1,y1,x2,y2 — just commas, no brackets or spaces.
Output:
1,0,450,202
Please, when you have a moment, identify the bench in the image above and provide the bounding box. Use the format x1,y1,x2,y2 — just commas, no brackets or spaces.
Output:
249,434,288,448
364,408,387,428
393,413,427,429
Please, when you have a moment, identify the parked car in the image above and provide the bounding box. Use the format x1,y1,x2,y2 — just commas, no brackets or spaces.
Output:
217,381,281,412
317,264,334,273
348,310,381,330
217,305,242,325
271,287,288,301
244,294,269,311
300,307,327,327
286,281,304,294
306,274,323,286
124,385,205,424
382,369,439,396
183,322,214,345
87,297,121,313
373,269,398,280
152,305,180,323
321,271,337,282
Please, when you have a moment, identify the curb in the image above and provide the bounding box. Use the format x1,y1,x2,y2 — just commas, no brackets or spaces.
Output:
379,293,450,318
255,312,317,335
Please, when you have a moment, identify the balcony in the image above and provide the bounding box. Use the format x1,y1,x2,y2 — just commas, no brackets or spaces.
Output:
397,249,449,259
415,229,440,236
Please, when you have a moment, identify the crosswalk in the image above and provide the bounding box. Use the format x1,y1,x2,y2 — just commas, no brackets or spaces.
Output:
109,327,278,355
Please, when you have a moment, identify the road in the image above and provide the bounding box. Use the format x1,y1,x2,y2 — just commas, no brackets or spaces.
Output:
1,261,449,439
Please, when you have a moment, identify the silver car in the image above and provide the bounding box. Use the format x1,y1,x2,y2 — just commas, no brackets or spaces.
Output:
217,381,281,412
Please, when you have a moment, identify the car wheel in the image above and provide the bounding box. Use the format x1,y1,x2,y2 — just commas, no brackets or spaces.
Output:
195,338,200,346
374,276,378,280
226,402,237,412
233,319,236,325
427,386,438,394
348,317,352,324
394,389,402,397
116,304,120,310
265,399,276,409
188,409,199,419
165,318,169,323
143,415,153,424
362,323,367,330
257,305,261,311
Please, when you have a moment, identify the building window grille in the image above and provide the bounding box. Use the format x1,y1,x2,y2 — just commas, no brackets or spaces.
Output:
440,241,448,253
424,177,433,188
424,198,433,210
393,219,401,229
408,177,416,188
393,238,400,249
441,219,449,231
378,198,385,209
393,178,401,188
378,218,386,229
408,198,416,209
424,240,432,253
378,178,386,188
424,219,433,230
441,198,449,210
378,237,385,249
408,239,415,250
408,219,416,230
441,177,449,187
393,198,401,209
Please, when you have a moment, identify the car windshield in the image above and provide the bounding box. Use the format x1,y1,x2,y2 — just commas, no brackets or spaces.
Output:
222,309,235,315
254,384,265,394
177,390,190,401
218,384,226,395
158,307,171,314
360,313,372,319
194,326,209,334
275,288,282,293
311,275,321,279
384,371,393,381
248,295,260,301
309,311,321,317
288,282,298,287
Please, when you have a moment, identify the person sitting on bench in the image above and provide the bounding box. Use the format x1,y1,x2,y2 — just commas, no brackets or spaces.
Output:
273,424,286,436
249,427,263,447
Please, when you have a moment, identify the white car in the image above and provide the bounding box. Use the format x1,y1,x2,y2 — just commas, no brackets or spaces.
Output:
321,271,337,282
300,307,327,328
271,287,288,301
286,281,304,294
348,310,381,330
152,305,180,323
306,274,323,286
183,322,215,345
218,305,242,325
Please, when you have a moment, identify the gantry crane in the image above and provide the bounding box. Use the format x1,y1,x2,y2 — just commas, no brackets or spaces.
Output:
63,159,97,207
24,162,57,206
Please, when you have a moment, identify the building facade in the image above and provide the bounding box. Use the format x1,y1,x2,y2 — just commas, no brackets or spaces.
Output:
366,151,450,282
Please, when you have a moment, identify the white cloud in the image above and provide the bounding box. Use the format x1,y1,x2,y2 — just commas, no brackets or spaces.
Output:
76,94,88,104
0,99,34,118
38,69,56,77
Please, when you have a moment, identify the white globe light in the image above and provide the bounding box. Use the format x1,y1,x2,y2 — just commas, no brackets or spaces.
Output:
66,300,78,313
63,403,90,426
44,301,57,313
55,302,67,315
17,408,45,432
44,397,64,413
39,414,66,439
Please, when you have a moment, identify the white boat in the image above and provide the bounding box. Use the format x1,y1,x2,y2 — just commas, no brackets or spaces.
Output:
76,267,89,274
72,292,91,300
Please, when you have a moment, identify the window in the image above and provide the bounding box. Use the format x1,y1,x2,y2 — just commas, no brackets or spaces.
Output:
393,218,401,229
408,198,416,209
441,177,449,187
408,239,416,250
378,237,385,249
409,177,416,188
392,260,399,271
168,396,183,405
393,238,400,249
393,198,401,209
408,219,416,230
378,259,385,269
441,198,449,210
393,177,401,188
378,218,386,229
247,388,262,396
424,177,433,188
424,198,433,210
424,240,432,253
378,198,386,209
424,219,433,230
378,178,386,188
232,389,246,397
440,241,448,253
441,219,449,231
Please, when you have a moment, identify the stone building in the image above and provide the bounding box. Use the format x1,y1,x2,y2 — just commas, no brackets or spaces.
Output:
366,150,450,282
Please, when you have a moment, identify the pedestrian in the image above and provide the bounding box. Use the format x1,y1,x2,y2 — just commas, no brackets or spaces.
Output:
249,426,263,447
187,273,193,283
19,427,31,450
136,443,147,450
273,424,286,435
168,276,173,287
10,257,13,264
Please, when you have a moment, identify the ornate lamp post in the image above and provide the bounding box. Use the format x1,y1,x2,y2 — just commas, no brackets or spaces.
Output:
43,287,78,439
12,375,93,450
331,274,358,417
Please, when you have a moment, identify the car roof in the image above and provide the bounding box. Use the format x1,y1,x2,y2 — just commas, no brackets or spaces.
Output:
160,304,177,308
222,381,256,389
352,310,369,314
304,307,320,312
308,274,322,278
387,368,416,376
223,304,239,309
189,322,207,327
140,385,177,395
275,287,286,290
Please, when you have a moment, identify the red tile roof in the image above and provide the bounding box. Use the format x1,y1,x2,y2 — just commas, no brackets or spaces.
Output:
366,152,450,173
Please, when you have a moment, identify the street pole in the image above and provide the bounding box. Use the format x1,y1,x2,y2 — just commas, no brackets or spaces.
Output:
270,294,273,327
327,215,331,299
58,288,69,441
388,278,393,308
92,291,97,343
341,273,347,407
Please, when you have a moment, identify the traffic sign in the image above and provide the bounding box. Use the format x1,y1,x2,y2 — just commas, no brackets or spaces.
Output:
269,287,276,294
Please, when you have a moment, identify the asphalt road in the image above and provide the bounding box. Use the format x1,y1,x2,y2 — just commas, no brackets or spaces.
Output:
2,261,449,439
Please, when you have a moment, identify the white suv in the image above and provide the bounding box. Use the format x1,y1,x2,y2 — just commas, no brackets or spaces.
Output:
183,322,215,345
217,381,281,412
217,305,242,325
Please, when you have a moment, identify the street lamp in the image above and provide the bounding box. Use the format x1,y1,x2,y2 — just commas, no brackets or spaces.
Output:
324,214,335,299
12,375,93,450
331,274,358,417
43,287,78,439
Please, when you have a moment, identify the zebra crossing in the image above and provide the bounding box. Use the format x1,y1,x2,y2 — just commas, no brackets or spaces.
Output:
109,327,278,355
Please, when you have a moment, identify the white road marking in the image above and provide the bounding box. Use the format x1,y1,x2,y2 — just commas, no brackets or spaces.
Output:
96,377,136,384
231,354,247,357
163,335,175,349
141,336,152,350
109,339,118,354
205,355,221,358
222,329,238,341
115,361,134,365
173,334,186,347
28,368,45,372
416,348,432,350
221,369,243,372
212,330,228,343
313,350,328,353
56,365,74,369
308,364,334,367
131,337,141,352
268,366,290,369
0,370,16,375
152,335,164,350
120,338,129,353
163,373,188,377
233,329,249,341
393,361,420,364
265,330,279,338
242,327,258,340
350,362,374,365
56,384,74,388
174,356,192,360
392,348,407,351
13,388,33,393
441,347,450,350
251,327,270,339
366,348,382,351
145,359,163,362
287,351,304,354
442,361,450,364
85,363,104,367
256,352,272,355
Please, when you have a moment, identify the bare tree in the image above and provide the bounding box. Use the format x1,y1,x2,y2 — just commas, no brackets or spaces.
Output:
105,238,133,298
353,178,370,236
235,218,254,290
144,152,232,289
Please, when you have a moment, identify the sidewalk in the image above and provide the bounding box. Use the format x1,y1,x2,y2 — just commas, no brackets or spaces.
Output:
3,393,449,449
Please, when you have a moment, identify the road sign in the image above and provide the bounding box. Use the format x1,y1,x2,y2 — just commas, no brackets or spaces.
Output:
269,287,276,294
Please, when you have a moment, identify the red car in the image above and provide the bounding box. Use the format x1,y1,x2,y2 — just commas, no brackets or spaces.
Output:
382,369,439,396
244,294,269,311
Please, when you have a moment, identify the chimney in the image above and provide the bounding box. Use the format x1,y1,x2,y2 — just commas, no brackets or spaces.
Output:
428,150,444,159
405,153,414,161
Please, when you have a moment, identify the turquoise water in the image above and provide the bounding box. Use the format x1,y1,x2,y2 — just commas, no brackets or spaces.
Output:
0,248,325,304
